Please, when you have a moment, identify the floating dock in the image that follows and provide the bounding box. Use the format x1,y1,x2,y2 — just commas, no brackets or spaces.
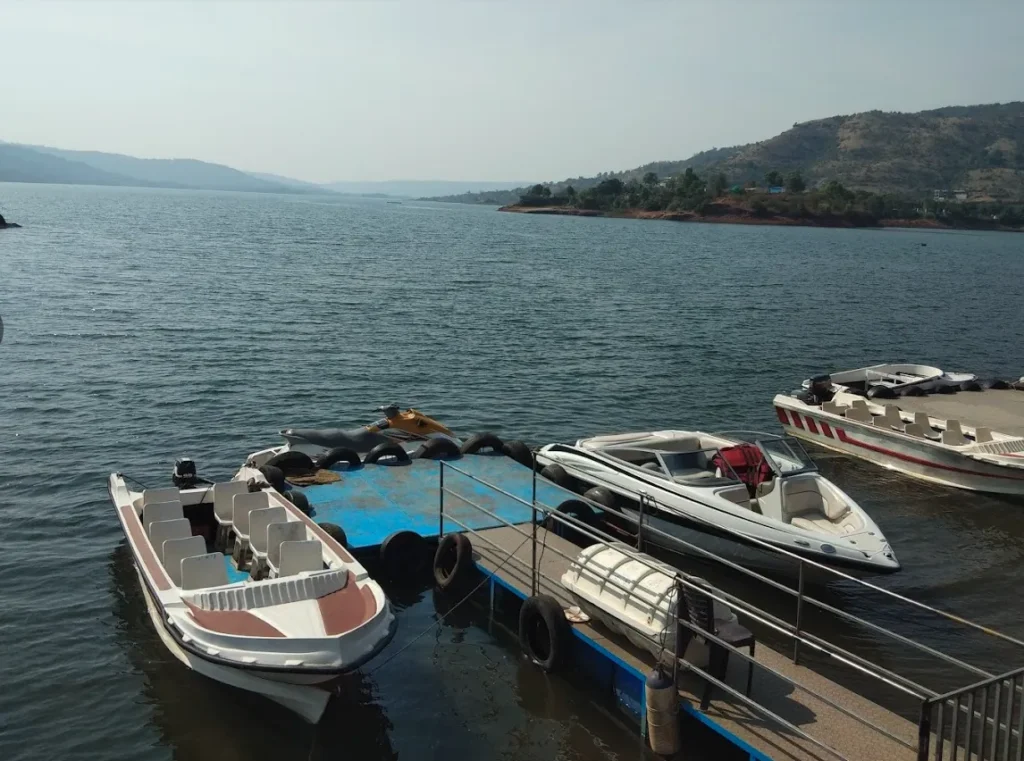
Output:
297,453,1024,761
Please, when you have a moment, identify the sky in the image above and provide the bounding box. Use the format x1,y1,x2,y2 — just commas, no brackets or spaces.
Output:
2,0,1023,184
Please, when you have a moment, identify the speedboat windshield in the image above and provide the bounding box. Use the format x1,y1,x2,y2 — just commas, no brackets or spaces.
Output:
757,436,818,476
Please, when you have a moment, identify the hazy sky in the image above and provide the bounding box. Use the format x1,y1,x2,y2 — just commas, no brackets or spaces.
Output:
3,1,1022,183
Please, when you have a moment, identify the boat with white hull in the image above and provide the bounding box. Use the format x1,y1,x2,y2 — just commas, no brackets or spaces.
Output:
109,474,396,722
536,431,899,578
803,363,976,396
775,387,1024,495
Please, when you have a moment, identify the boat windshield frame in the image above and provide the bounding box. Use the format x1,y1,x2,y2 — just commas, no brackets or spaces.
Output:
604,446,744,484
756,436,819,477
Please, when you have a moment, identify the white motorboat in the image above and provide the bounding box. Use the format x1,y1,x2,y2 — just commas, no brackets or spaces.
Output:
536,431,899,577
802,363,976,397
108,474,396,723
775,386,1024,495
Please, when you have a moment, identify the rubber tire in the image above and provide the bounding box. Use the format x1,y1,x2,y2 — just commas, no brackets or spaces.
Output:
503,440,535,470
867,385,897,399
519,595,570,672
265,450,316,476
583,486,617,510
318,522,348,549
283,488,311,514
380,530,429,581
258,464,286,491
901,386,928,397
413,437,462,460
981,378,1010,390
540,463,575,490
433,533,475,590
935,383,958,394
315,447,361,470
961,380,983,392
460,432,505,455
364,442,411,465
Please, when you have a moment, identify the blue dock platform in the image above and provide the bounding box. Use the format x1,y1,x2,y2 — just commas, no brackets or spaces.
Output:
299,452,566,551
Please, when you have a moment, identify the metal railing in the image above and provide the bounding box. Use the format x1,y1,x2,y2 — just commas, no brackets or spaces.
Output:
436,459,1024,761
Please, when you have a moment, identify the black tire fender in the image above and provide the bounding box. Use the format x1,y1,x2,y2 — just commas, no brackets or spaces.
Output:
380,530,429,581
433,533,475,590
502,440,535,470
519,595,570,672
583,486,617,510
258,464,286,491
413,437,462,460
283,488,311,514
364,442,411,465
318,522,348,549
540,463,575,490
315,447,361,470
460,432,505,455
265,450,316,475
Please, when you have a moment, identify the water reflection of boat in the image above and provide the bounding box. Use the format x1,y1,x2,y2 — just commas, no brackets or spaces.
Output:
109,542,397,759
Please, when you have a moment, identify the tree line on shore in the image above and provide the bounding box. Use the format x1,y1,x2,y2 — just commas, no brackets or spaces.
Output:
516,170,1024,227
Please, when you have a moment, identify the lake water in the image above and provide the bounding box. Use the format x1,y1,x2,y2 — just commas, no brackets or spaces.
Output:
1,183,1022,761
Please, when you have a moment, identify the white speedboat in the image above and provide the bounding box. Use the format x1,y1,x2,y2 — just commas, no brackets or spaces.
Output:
775,387,1024,495
802,363,976,398
536,431,899,577
108,474,396,723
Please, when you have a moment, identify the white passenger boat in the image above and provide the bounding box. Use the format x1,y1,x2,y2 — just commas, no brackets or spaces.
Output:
536,431,899,577
775,385,1024,495
108,474,396,722
803,363,976,397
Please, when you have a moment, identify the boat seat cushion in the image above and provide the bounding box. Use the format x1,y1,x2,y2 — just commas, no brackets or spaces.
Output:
143,500,184,537
232,491,271,539
278,540,325,576
162,535,207,587
716,484,751,506
181,553,231,590
267,521,308,571
149,518,193,554
213,481,250,526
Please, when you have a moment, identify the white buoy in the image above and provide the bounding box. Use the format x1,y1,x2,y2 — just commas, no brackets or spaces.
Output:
645,670,679,755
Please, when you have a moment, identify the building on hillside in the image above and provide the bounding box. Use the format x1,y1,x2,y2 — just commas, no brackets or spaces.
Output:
953,189,968,201
933,189,948,201
768,186,785,194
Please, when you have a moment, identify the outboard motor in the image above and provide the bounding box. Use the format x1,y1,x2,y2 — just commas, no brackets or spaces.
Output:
172,457,199,489
806,374,835,404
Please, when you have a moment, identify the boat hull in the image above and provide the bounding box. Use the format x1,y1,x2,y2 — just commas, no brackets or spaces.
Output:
136,567,334,722
775,400,1024,496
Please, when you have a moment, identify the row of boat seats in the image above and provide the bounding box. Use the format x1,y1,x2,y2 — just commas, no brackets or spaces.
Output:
213,481,250,529
142,487,181,507
144,500,184,537
821,401,849,415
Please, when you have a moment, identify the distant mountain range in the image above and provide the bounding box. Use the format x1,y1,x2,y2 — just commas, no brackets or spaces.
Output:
0,141,525,198
429,101,1024,204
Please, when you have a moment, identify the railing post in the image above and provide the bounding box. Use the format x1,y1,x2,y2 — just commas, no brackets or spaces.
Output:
917,699,933,761
793,559,805,665
672,576,682,688
637,493,646,553
438,461,445,539
531,459,538,596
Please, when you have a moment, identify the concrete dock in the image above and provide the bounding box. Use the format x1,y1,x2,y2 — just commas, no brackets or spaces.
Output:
472,525,920,761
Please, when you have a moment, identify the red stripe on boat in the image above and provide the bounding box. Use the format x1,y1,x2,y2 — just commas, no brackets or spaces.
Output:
790,411,804,430
820,422,834,438
805,416,819,435
775,407,789,425
835,429,1024,481
120,504,171,591
184,602,285,637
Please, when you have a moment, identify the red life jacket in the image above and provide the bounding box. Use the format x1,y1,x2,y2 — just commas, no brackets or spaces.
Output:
712,444,772,490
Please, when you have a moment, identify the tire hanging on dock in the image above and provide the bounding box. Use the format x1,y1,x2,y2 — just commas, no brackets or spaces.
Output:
540,463,575,491
582,486,617,510
282,488,311,515
380,530,429,581
460,432,505,455
502,440,535,470
433,533,476,591
258,464,286,491
519,595,571,673
318,522,348,550
364,442,411,465
265,450,316,476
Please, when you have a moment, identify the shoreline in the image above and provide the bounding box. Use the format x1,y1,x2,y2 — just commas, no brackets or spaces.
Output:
497,205,1023,233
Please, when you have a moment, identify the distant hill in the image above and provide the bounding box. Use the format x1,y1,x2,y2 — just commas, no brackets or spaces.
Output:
0,143,157,187
23,145,306,194
430,102,1024,204
324,180,527,199
247,171,333,194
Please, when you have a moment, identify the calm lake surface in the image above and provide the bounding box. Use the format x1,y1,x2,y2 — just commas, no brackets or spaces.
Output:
1,183,1022,761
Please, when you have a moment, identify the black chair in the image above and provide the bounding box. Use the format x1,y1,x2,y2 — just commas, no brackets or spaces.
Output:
680,583,756,710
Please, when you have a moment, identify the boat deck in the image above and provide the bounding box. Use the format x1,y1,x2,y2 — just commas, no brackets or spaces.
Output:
300,453,566,551
881,389,1024,437
473,525,920,761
